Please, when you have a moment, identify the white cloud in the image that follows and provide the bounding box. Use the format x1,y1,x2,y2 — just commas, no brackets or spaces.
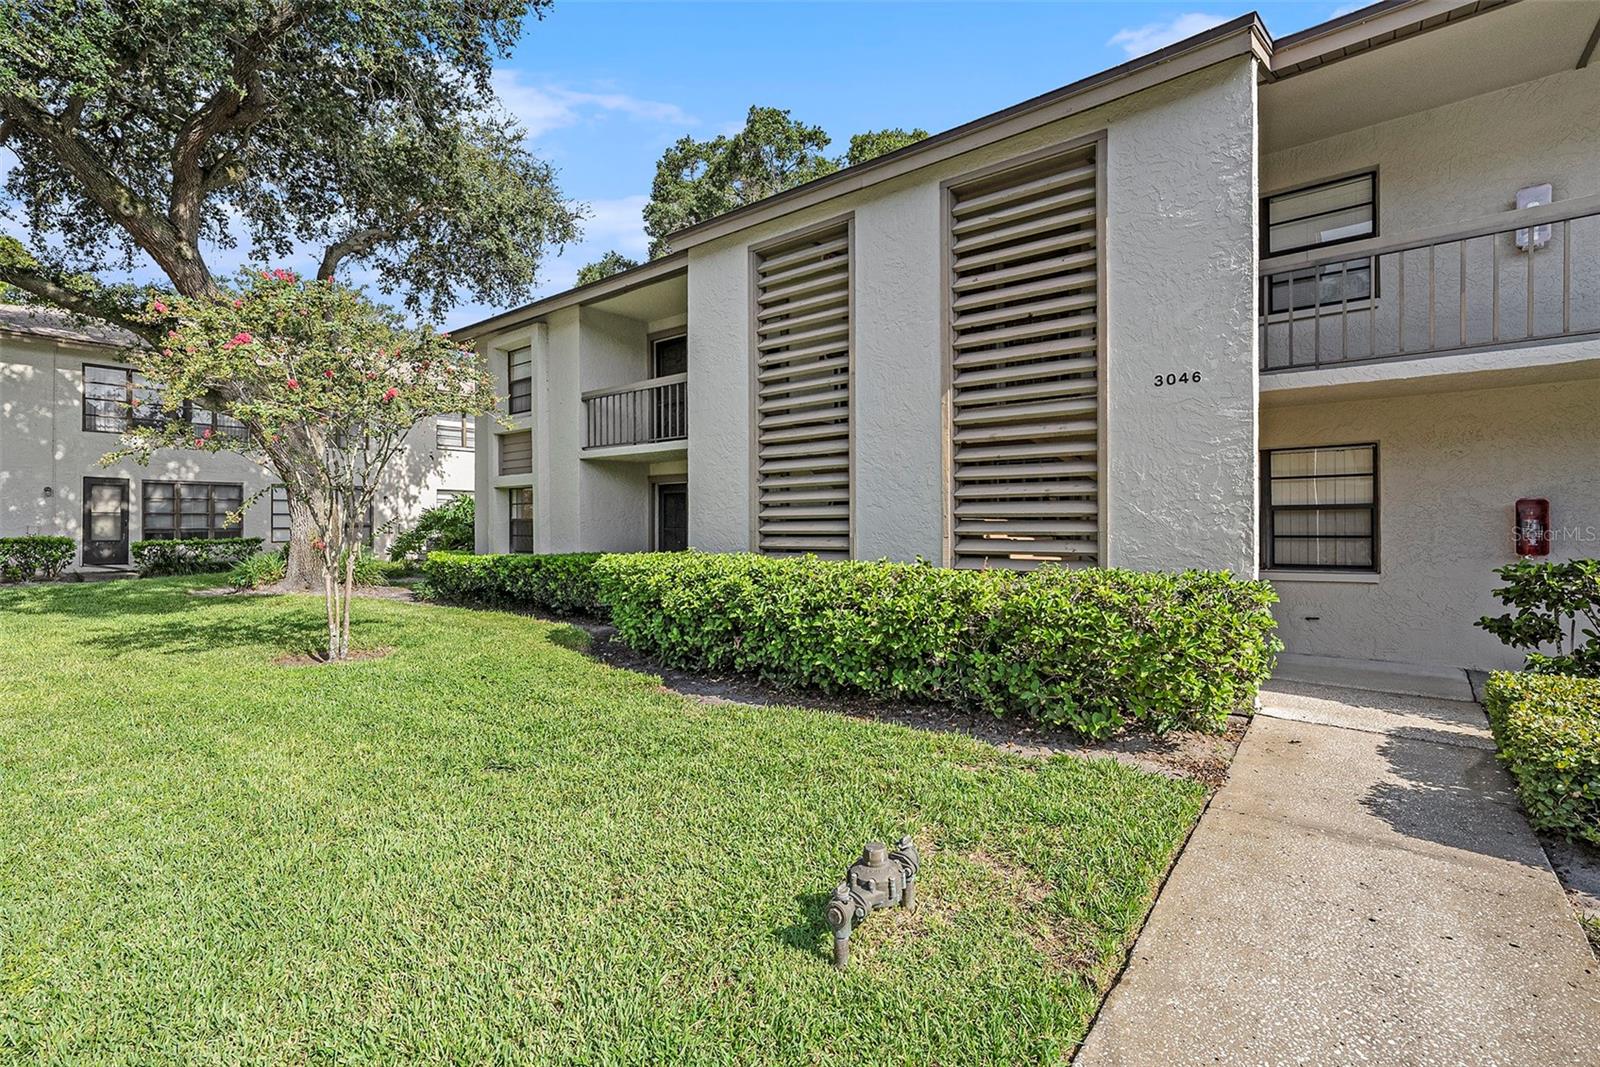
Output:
491,69,694,140
1107,12,1230,59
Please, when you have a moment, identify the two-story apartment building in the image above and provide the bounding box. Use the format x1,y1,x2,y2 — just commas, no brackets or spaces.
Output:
462,0,1600,681
0,306,476,565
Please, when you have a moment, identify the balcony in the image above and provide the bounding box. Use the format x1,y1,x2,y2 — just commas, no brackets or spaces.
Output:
581,373,687,457
1260,195,1600,373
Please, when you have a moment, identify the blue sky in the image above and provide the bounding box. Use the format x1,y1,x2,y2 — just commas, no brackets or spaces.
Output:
1,1,1365,328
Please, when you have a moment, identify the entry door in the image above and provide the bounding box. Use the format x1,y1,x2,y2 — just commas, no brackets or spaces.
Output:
656,483,688,551
82,477,129,565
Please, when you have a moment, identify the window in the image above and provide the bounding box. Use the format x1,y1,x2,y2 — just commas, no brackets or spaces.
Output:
1263,173,1377,317
498,431,533,476
508,487,534,552
1264,172,1376,257
270,486,292,542
189,405,248,442
1263,444,1377,571
83,364,163,433
507,345,532,415
652,334,687,377
142,481,244,540
436,413,475,451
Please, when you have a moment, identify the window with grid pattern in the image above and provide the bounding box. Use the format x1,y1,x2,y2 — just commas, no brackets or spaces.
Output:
270,486,292,542
508,487,534,553
436,413,475,451
83,364,164,433
1263,444,1378,570
507,346,533,415
141,481,244,540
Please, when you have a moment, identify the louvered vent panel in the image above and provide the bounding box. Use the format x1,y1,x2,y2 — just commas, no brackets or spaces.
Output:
949,148,1101,569
754,224,851,556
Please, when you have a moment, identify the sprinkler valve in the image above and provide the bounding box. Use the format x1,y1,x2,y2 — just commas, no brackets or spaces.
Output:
825,836,920,970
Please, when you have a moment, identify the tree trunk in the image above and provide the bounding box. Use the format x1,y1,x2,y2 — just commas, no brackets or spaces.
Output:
284,492,326,590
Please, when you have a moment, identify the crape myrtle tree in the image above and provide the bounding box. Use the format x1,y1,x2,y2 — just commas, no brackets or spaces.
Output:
121,270,496,660
0,0,581,584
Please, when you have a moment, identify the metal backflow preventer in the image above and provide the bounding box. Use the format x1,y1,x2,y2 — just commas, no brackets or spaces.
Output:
825,837,920,970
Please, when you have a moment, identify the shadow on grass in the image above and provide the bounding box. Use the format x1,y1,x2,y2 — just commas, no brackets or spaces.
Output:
9,580,410,660
772,890,834,963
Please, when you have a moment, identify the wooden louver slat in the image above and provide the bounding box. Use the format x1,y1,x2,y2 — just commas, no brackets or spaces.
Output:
949,147,1101,569
755,223,851,557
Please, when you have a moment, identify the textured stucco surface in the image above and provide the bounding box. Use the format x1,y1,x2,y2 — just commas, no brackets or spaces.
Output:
688,58,1260,570
0,332,471,560
1262,375,1600,670
1263,62,1600,236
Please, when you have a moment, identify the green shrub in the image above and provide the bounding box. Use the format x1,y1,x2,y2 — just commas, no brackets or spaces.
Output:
592,552,1280,739
1477,560,1600,677
131,537,263,576
0,536,75,582
1484,672,1600,845
389,495,475,560
228,552,286,590
421,551,603,616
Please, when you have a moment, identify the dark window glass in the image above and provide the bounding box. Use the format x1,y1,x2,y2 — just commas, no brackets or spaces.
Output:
83,364,166,433
652,335,687,377
141,481,244,540
508,487,534,552
656,483,688,551
507,346,533,415
1263,445,1377,571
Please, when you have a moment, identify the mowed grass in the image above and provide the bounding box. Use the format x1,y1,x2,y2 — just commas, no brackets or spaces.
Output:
0,578,1206,1066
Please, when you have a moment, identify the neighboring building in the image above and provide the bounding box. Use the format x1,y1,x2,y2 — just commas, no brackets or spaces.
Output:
462,0,1600,679
0,306,475,564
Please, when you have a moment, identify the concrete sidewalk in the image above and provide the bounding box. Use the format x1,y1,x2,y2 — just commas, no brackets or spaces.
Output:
1076,681,1600,1066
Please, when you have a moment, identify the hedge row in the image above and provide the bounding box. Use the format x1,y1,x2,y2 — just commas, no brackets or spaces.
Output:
424,549,1281,739
593,552,1279,738
0,536,75,582
421,551,603,616
1484,672,1600,846
131,537,264,576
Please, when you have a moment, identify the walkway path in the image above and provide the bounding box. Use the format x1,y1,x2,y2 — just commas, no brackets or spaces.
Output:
1075,680,1600,1066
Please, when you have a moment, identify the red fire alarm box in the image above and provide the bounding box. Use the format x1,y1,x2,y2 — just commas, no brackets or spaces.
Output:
1515,498,1550,557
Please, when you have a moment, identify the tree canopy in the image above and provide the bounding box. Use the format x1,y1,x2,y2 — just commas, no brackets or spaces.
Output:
643,107,927,257
576,250,642,286
0,0,582,332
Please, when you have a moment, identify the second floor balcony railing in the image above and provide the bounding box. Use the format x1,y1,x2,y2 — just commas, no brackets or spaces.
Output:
1260,193,1600,371
582,373,687,450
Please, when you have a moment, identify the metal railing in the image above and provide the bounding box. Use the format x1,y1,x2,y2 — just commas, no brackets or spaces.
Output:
1260,194,1600,371
582,373,688,450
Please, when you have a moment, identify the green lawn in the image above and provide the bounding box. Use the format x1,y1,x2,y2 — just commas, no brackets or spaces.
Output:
0,578,1205,1065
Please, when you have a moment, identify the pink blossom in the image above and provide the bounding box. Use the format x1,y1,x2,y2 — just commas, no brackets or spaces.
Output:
152,299,168,314
272,268,296,282
193,438,205,448
287,378,300,390
202,428,214,439
232,299,244,309
323,368,334,379
382,387,399,402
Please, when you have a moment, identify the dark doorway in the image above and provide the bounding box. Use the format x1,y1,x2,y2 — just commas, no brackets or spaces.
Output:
656,482,688,551
82,477,129,565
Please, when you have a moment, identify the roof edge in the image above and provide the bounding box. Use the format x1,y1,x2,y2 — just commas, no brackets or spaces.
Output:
457,250,688,340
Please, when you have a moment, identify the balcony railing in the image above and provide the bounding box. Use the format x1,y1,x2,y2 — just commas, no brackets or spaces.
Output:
1260,194,1600,372
582,373,687,450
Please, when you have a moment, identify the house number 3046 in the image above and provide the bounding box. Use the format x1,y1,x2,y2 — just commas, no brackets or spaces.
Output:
1153,371,1202,387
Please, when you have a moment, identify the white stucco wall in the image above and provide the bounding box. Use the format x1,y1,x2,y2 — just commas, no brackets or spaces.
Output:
0,332,473,563
1262,375,1600,671
1263,63,1600,237
687,57,1260,571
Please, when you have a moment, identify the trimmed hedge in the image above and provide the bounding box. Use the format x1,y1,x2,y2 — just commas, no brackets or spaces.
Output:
0,536,75,582
1484,672,1600,845
131,537,263,576
421,551,603,616
593,551,1280,739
